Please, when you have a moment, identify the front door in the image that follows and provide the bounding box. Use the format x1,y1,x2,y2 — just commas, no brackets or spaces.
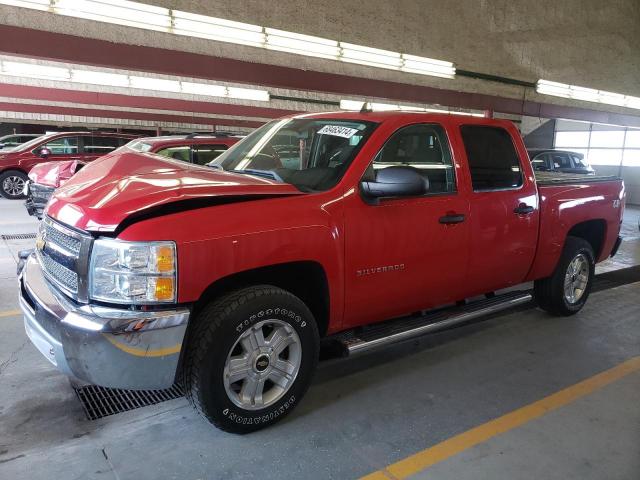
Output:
343,123,470,329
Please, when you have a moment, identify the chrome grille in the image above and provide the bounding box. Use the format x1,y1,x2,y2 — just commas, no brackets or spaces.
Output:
43,220,81,254
38,249,79,292
30,183,55,201
38,216,92,301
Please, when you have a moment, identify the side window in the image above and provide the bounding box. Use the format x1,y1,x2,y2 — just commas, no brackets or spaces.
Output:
571,154,587,168
373,123,456,194
460,126,522,191
83,136,121,155
192,144,228,165
551,153,571,169
156,146,191,162
531,153,549,171
42,136,79,155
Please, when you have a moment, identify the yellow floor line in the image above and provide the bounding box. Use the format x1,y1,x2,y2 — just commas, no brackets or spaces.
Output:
0,309,21,318
361,356,640,480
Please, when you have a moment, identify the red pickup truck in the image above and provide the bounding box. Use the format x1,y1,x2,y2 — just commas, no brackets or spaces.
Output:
19,111,624,433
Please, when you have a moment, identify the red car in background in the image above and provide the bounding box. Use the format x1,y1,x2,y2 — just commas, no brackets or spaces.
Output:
24,133,243,218
0,131,137,199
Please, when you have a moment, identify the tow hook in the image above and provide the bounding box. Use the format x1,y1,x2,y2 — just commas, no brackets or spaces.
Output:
16,249,33,276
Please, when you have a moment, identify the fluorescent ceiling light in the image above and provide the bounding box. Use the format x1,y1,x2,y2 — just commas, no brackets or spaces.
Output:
181,81,227,97
265,28,340,59
370,102,401,111
227,87,270,102
1,56,272,102
71,69,129,87
54,0,170,31
0,0,48,10
339,100,366,111
341,42,403,69
173,10,265,47
1,61,70,80
537,80,640,110
129,76,181,92
401,54,456,78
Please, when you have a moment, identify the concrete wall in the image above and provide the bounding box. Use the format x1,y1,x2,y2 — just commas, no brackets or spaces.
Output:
149,0,640,96
1,1,639,118
523,119,556,148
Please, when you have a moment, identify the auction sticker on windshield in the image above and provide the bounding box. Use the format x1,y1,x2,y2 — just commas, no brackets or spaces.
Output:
317,125,360,138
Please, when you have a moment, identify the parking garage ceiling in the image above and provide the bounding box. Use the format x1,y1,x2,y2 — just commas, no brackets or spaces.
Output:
0,0,639,129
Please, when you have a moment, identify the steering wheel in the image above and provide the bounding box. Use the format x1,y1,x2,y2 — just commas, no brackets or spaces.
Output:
248,145,283,170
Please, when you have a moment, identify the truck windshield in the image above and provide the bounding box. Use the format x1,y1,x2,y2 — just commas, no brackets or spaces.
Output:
208,118,377,192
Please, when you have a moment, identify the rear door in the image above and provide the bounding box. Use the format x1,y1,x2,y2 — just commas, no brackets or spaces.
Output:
343,122,470,328
459,125,539,294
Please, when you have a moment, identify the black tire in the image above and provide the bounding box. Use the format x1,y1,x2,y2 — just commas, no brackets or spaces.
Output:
534,236,595,316
0,170,28,199
184,285,319,433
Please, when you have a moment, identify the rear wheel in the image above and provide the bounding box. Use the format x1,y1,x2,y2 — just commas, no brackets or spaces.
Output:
184,285,319,433
0,170,28,199
534,236,595,316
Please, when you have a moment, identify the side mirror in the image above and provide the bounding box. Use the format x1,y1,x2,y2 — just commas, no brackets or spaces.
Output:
39,147,51,159
360,166,427,203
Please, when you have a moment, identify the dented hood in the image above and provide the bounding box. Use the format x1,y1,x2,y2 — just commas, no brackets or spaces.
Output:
45,151,302,232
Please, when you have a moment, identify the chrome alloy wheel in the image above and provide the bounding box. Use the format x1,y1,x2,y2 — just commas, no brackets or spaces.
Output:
564,253,589,304
2,175,25,197
223,319,302,410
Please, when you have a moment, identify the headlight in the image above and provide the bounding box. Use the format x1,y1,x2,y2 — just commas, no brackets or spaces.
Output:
89,239,177,304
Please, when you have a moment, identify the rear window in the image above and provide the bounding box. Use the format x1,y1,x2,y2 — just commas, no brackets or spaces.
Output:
157,146,190,162
460,126,523,191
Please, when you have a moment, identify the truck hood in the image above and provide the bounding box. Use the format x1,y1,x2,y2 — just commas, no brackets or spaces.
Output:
45,151,303,232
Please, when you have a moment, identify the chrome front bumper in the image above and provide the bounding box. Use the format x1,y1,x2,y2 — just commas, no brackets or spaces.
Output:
19,254,190,390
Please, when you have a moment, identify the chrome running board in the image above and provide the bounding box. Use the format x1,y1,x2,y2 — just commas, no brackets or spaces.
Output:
335,291,533,356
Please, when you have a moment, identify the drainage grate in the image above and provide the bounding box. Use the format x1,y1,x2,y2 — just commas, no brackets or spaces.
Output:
74,383,185,420
1,233,37,240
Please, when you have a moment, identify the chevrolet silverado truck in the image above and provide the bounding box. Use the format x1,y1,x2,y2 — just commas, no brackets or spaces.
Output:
18,111,625,433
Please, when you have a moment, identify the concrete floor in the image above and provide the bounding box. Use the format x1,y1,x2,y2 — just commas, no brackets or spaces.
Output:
0,199,639,480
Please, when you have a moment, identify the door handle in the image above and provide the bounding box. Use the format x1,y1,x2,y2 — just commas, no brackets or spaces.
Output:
514,203,534,215
439,213,466,224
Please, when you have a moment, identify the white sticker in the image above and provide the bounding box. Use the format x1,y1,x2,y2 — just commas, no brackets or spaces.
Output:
317,125,359,138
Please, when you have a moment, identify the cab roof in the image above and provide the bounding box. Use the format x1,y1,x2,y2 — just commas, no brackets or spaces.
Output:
288,110,513,128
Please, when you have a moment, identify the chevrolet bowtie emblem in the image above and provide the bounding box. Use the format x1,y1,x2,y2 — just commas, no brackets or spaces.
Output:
35,231,46,251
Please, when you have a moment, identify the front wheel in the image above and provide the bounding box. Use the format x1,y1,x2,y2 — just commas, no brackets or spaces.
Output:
184,285,319,433
0,170,28,199
534,236,595,316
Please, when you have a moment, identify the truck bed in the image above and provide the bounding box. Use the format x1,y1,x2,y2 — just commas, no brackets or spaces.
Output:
534,171,621,186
